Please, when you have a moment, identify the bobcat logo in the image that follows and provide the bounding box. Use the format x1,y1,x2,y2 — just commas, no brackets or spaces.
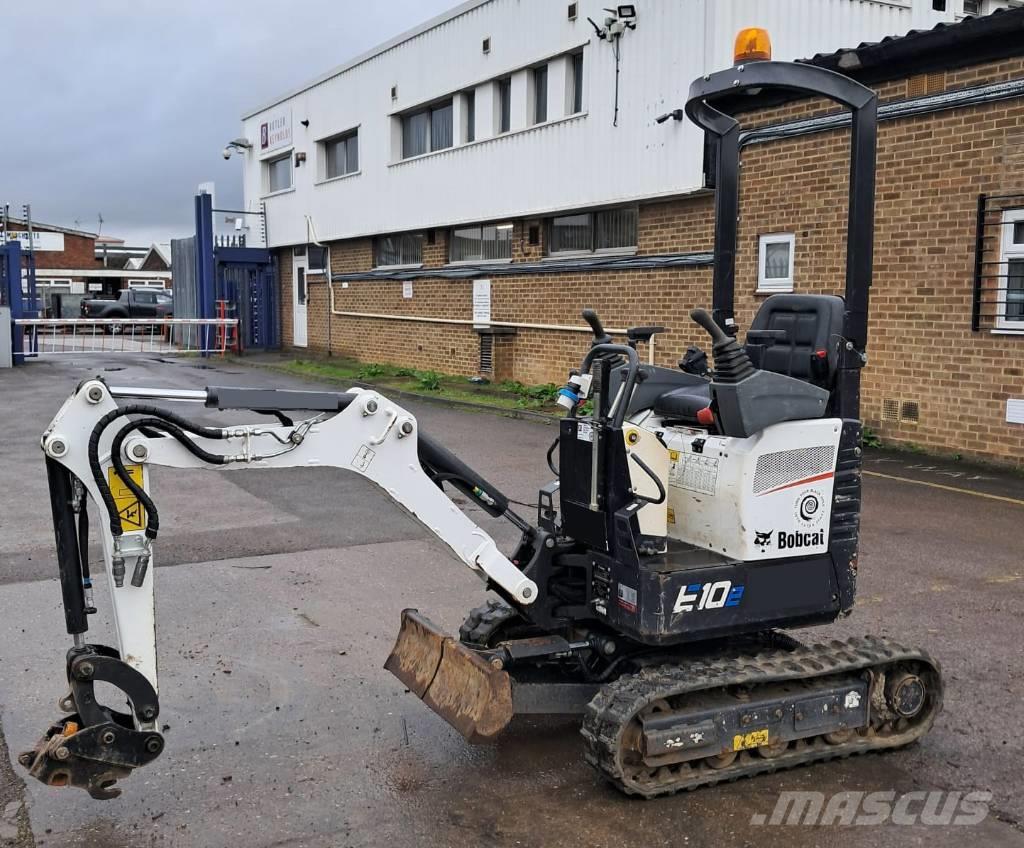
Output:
754,530,772,549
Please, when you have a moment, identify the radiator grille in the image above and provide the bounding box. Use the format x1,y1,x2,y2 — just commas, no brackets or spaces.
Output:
753,445,834,495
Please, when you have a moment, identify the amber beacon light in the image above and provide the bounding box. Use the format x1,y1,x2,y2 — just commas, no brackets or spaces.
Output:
734,27,772,63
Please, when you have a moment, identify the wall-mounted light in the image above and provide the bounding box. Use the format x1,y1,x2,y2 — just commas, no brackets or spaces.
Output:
222,137,253,160
294,151,307,167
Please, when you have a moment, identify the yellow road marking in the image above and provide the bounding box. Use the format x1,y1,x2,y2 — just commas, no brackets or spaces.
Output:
863,470,1024,508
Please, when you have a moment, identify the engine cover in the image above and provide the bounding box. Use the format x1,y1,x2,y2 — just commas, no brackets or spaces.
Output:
651,417,843,562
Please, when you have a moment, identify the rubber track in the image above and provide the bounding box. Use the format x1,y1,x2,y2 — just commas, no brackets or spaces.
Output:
580,634,942,798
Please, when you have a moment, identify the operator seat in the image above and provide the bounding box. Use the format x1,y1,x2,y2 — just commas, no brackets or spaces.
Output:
745,294,845,387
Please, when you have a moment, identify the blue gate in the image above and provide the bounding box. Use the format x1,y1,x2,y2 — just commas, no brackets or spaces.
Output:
1,240,40,364
216,250,279,351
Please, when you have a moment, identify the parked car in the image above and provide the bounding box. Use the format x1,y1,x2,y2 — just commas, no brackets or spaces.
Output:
81,289,173,333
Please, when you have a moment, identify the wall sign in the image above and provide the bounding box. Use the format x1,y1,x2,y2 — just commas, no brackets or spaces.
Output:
402,281,413,299
472,278,491,327
260,109,292,152
3,231,64,252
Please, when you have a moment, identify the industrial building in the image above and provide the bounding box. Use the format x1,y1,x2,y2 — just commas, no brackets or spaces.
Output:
0,216,172,316
234,0,1024,466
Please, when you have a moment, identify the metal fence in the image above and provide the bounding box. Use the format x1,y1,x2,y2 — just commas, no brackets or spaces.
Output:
14,318,238,357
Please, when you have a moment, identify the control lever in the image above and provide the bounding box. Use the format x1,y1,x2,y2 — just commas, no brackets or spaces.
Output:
581,309,614,347
689,309,756,385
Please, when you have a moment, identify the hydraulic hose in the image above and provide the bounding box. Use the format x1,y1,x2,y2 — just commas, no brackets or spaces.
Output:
88,404,228,539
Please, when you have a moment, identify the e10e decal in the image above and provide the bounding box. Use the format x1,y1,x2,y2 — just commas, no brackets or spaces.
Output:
673,580,745,614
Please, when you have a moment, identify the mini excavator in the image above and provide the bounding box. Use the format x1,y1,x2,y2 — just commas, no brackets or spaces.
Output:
20,43,942,800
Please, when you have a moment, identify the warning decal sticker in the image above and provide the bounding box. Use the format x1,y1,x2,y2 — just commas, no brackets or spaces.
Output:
107,464,146,532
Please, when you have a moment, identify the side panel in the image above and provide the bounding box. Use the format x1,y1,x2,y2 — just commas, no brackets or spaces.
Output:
658,419,842,561
604,555,841,645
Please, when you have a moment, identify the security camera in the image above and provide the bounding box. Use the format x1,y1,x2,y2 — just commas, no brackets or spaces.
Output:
222,147,233,160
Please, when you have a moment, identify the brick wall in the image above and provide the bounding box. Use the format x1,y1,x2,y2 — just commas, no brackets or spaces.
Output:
271,58,1024,467
27,231,100,271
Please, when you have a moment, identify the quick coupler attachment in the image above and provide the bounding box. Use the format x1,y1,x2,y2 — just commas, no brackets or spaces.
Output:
18,645,164,800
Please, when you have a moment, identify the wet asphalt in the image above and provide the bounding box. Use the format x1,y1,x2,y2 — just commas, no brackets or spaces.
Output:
0,355,1021,848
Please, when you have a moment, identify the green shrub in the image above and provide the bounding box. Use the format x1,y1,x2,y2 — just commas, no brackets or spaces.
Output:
861,426,882,449
356,362,387,380
415,370,442,391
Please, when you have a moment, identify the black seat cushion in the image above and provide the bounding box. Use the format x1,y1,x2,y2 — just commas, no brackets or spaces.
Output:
652,383,712,422
746,294,844,384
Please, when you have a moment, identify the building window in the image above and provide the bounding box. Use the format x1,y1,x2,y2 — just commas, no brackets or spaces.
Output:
464,90,476,143
570,52,584,114
374,232,424,267
322,129,358,179
402,100,453,159
497,77,512,134
548,207,637,255
533,65,548,124
998,210,1024,328
307,245,327,272
757,233,796,293
450,223,513,262
265,153,292,194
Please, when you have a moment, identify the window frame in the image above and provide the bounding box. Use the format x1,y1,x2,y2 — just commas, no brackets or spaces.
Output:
569,51,584,115
497,77,512,134
373,232,425,269
464,89,476,143
449,222,514,264
401,99,454,159
546,207,638,257
757,233,796,293
263,151,293,196
307,245,328,273
320,127,360,181
997,209,1024,329
532,64,548,125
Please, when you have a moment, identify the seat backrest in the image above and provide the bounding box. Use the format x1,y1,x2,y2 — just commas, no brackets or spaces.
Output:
746,294,845,385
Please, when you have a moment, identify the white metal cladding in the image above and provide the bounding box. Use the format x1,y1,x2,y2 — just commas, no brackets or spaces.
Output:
238,0,968,249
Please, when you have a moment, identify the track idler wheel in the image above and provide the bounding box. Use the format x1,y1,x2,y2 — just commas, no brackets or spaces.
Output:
886,672,926,718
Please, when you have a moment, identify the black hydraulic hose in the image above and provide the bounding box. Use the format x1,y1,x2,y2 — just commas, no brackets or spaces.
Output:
108,417,233,540
627,453,666,505
546,438,559,477
89,404,228,538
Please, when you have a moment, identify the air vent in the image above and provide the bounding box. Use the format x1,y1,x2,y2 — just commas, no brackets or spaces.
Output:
528,225,540,246
882,399,900,422
482,36,491,54
479,334,494,373
390,85,398,101
963,0,981,15
753,446,834,495
900,401,920,424
908,71,945,98
568,2,578,19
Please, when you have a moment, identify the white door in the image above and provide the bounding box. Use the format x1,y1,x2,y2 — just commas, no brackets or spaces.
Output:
292,252,308,347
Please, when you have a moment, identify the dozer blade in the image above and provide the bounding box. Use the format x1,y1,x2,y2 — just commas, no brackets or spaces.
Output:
385,608,513,743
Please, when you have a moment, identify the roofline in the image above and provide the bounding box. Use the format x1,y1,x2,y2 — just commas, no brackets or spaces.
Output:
241,0,492,120
804,6,1024,83
1,217,98,239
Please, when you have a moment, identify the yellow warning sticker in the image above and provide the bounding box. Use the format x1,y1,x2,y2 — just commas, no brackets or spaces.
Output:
107,464,146,532
669,450,680,462
732,729,770,751
667,507,676,525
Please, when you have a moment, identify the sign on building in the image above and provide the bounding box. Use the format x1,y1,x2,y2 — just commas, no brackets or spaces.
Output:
260,109,292,152
473,279,491,327
2,231,65,252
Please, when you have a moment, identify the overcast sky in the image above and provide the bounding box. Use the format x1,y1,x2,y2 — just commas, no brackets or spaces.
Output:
0,0,454,246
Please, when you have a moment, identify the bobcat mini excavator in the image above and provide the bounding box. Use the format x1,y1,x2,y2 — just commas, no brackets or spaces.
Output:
21,48,942,800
